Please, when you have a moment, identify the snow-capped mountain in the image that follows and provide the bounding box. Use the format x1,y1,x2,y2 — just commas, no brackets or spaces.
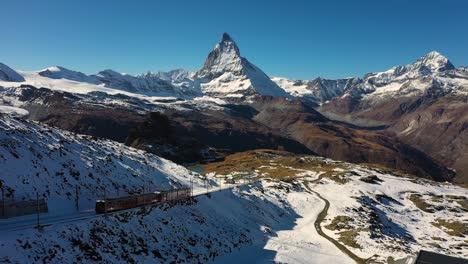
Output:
0,63,25,82
93,69,182,96
350,51,462,99
153,69,197,86
39,66,101,84
159,33,291,98
310,50,468,105
0,33,290,100
195,33,289,98
0,64,188,98
274,51,466,103
363,51,455,88
272,76,360,104
317,51,468,183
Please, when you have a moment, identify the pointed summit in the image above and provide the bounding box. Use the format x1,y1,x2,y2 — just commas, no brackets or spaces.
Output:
366,50,456,85
415,51,455,73
222,32,233,42
200,33,242,78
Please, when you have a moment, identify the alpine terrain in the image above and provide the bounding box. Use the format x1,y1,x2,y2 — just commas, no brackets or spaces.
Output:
0,32,466,264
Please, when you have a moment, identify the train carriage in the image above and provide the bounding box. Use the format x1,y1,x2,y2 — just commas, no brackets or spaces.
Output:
95,187,191,214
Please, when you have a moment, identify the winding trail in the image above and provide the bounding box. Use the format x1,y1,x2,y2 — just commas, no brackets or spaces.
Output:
304,182,366,264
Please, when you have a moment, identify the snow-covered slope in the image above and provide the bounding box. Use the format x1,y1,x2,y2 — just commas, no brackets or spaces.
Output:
364,51,455,87
0,115,204,214
38,66,101,84
0,119,353,263
0,63,25,82
0,69,185,103
0,105,29,117
0,67,188,99
272,76,360,103
200,150,468,262
93,69,185,96
0,179,354,264
314,165,468,262
0,118,466,263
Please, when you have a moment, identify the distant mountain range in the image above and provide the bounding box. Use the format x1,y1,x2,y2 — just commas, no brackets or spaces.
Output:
2,33,466,102
1,33,466,183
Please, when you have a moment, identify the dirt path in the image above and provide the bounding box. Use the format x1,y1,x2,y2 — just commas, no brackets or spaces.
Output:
304,182,366,264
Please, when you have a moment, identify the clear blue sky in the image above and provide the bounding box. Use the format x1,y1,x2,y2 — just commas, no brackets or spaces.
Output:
2,0,468,79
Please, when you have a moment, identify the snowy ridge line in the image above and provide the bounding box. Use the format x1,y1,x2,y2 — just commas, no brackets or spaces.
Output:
0,181,255,234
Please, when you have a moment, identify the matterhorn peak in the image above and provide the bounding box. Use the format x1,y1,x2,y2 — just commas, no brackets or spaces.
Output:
424,50,444,58
196,33,289,98
222,32,234,42
198,33,244,78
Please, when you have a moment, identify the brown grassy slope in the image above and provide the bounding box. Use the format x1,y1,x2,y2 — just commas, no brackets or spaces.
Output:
249,96,453,182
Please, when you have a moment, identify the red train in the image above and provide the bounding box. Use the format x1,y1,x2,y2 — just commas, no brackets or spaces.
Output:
95,187,191,214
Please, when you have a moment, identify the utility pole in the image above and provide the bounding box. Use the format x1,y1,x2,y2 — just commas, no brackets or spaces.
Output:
75,185,79,212
190,175,193,197
59,140,64,157
36,192,40,229
0,180,4,218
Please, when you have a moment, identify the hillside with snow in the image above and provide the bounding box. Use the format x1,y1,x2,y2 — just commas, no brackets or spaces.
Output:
0,115,206,215
2,141,466,263
201,150,468,263
0,115,351,263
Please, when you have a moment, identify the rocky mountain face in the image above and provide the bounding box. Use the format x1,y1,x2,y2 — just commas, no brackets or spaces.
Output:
247,96,453,181
0,63,25,82
191,33,290,98
2,85,310,164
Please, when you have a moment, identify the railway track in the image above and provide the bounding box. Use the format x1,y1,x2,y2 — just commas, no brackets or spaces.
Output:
0,182,249,234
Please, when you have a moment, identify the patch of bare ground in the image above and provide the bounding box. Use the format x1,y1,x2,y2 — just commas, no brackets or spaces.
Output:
432,218,468,237
201,149,354,184
325,215,355,231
